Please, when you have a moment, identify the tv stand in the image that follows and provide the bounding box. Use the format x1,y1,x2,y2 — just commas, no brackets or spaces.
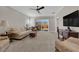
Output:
68,31,79,38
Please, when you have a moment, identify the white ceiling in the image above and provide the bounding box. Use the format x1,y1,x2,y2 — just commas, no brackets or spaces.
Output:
10,6,63,17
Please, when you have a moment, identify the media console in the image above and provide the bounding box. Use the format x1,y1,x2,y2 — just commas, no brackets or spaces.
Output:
68,31,79,38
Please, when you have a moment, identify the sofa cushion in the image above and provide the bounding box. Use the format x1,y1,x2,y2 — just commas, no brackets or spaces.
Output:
0,36,8,40
67,37,79,45
56,38,79,52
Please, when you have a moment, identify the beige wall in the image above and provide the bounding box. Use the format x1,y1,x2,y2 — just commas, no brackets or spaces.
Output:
56,6,79,32
0,6,28,28
25,17,35,27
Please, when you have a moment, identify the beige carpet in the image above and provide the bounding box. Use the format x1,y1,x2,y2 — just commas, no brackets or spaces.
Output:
5,31,57,52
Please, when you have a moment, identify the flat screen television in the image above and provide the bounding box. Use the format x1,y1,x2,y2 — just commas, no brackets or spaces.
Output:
63,10,79,27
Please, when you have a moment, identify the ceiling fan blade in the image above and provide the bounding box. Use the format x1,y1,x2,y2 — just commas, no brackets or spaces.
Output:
37,6,45,10
30,6,44,14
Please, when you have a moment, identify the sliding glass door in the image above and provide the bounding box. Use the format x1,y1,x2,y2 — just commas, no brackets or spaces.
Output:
35,19,49,31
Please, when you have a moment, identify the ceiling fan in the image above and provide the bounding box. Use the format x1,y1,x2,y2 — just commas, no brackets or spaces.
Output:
30,6,45,13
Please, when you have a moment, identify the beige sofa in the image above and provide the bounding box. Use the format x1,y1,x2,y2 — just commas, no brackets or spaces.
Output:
0,36,10,52
7,27,32,40
55,37,79,52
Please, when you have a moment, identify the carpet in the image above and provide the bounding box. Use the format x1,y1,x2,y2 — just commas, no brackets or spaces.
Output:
5,31,57,52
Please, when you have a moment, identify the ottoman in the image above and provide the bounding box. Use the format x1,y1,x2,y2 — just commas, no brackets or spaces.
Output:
29,31,37,38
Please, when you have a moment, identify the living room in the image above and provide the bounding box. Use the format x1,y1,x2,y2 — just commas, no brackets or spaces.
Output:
2,6,79,52
0,6,61,52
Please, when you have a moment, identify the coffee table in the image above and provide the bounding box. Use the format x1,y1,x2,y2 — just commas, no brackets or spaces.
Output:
29,31,37,38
